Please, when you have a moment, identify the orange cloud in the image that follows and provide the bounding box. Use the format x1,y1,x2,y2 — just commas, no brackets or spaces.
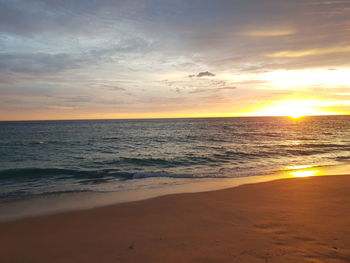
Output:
266,45,350,57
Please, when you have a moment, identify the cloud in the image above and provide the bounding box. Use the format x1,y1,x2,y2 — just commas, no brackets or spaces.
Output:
197,71,215,77
189,71,216,78
0,52,80,74
100,84,126,91
243,28,296,37
218,86,237,90
1,0,350,119
189,86,237,94
266,45,350,58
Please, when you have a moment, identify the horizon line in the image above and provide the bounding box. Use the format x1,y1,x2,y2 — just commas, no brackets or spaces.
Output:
1,114,349,122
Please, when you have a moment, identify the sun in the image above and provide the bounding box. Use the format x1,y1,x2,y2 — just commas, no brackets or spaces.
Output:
249,100,334,117
290,114,303,119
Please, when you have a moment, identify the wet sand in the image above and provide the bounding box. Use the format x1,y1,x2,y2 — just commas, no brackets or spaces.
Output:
1,175,350,263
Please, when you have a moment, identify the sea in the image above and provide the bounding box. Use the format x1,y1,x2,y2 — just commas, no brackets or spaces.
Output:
1,116,350,220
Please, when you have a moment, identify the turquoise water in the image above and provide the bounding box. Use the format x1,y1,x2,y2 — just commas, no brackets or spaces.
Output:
1,116,350,199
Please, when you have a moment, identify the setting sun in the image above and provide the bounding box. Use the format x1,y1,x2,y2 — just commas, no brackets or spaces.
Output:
290,114,302,119
248,100,335,117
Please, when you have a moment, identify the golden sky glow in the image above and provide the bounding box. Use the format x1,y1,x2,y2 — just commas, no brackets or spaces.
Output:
243,28,296,37
267,45,350,58
260,69,350,88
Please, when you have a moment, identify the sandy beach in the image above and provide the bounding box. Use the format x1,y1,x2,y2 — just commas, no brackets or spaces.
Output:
1,174,350,263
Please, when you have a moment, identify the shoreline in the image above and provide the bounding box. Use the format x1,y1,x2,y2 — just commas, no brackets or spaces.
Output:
2,163,350,222
0,173,293,222
1,174,350,262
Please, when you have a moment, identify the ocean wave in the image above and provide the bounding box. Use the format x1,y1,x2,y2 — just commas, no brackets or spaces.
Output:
0,167,232,181
284,149,326,156
334,156,350,161
132,172,228,179
100,157,187,167
121,157,185,166
0,189,93,200
294,143,350,148
101,154,266,167
0,168,132,181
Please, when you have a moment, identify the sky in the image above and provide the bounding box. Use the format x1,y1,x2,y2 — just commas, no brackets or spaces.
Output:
1,0,350,120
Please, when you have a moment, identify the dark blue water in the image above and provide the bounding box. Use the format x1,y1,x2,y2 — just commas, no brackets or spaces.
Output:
1,116,350,199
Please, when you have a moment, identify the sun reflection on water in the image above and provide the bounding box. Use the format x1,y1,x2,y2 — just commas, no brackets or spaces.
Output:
290,170,318,178
287,165,313,170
